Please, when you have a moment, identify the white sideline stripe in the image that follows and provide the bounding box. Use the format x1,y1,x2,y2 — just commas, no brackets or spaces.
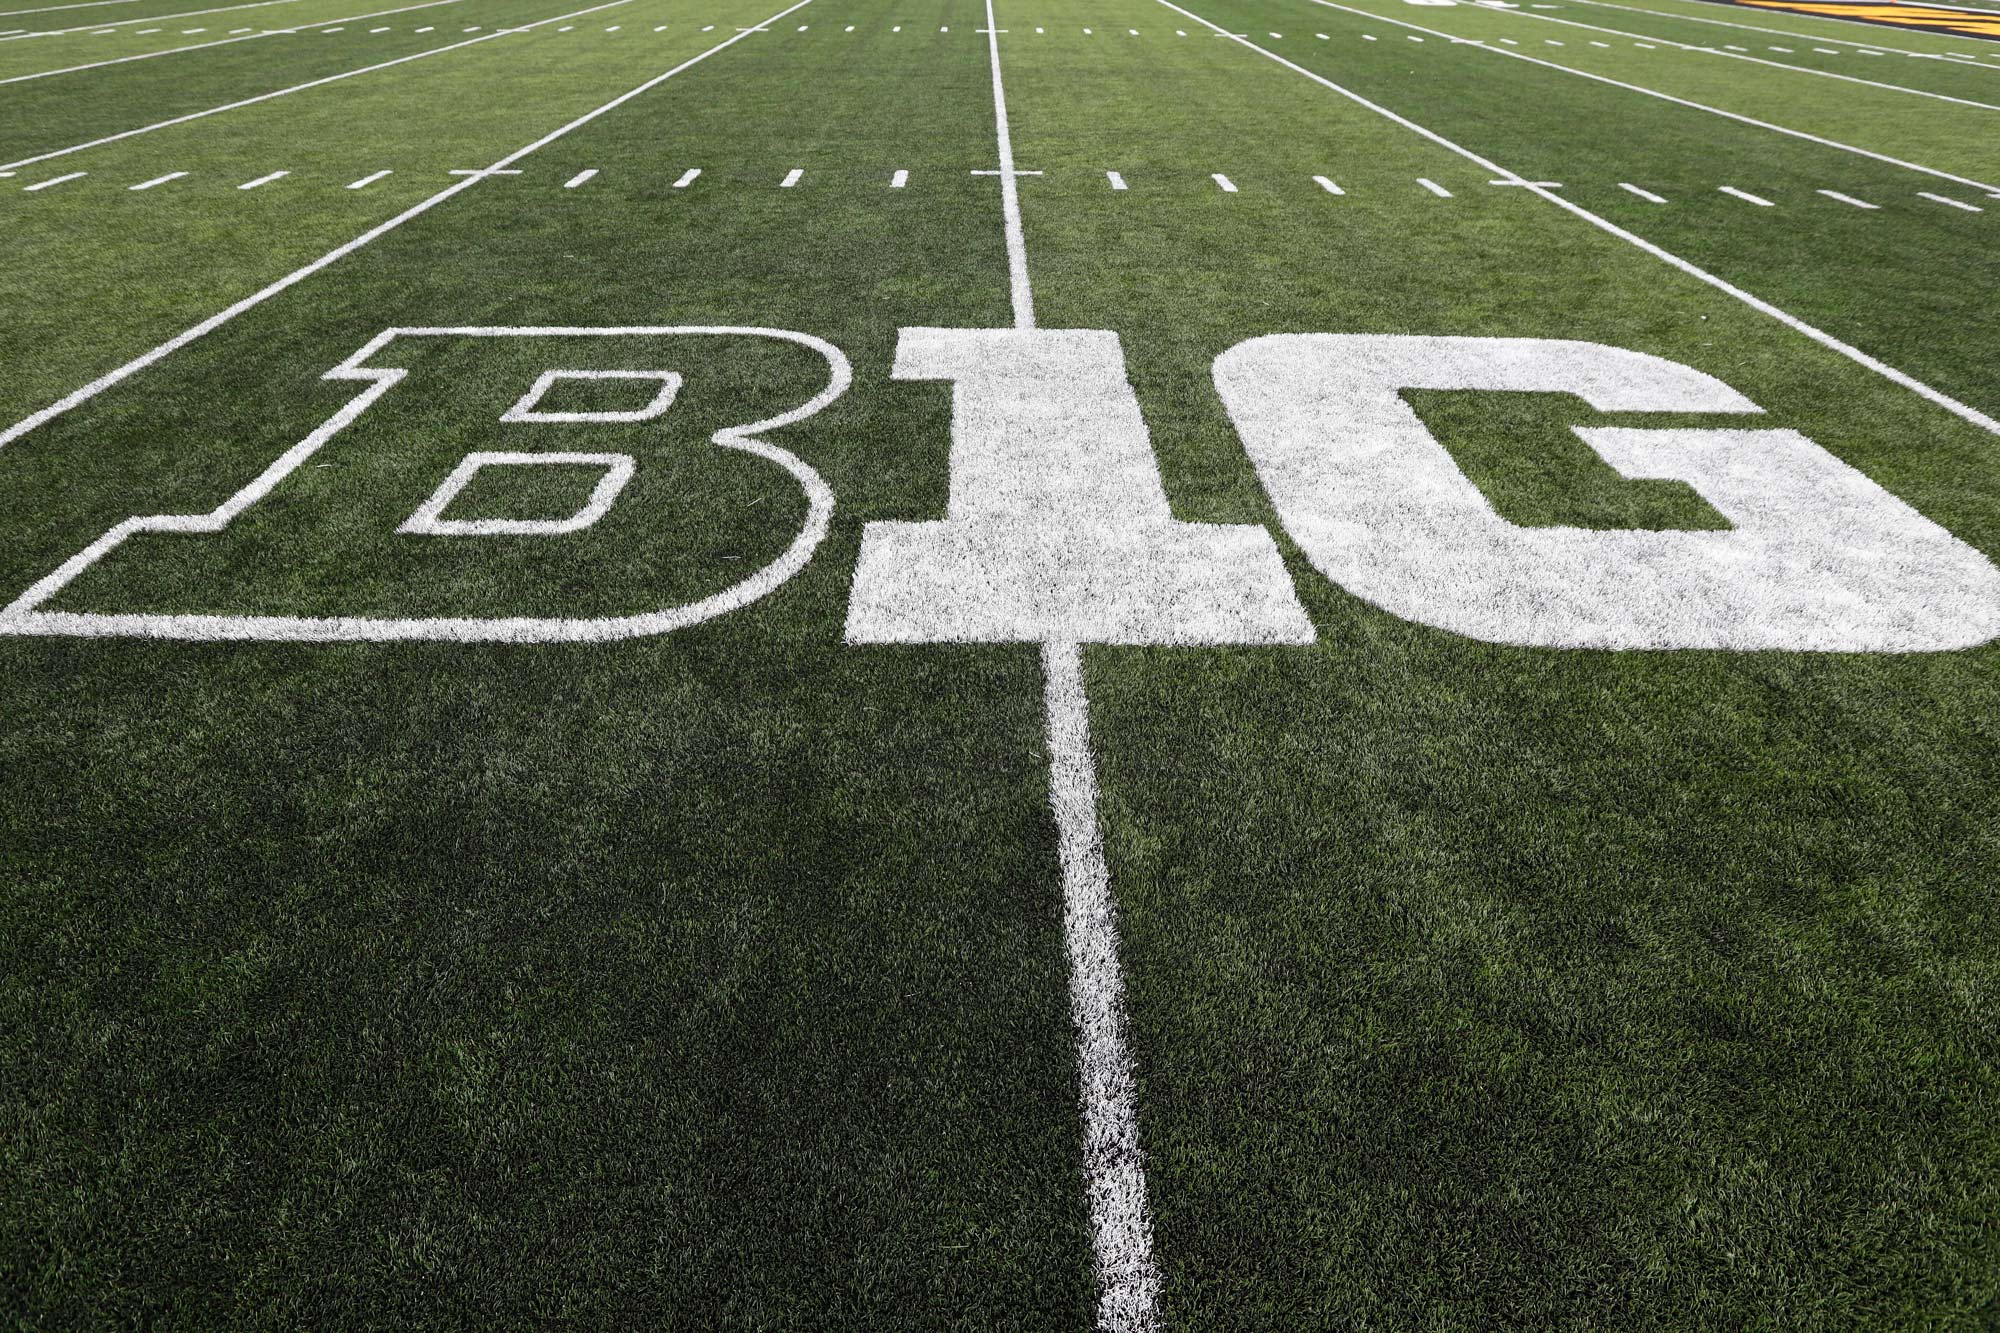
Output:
984,0,1034,330
1306,0,2000,194
1212,171,1237,191
1619,181,1666,201
1720,184,1773,205
238,169,287,189
1817,188,1877,208
0,0,341,65
890,167,907,187
24,170,84,189
1919,189,1982,211
1563,0,2000,66
1314,173,1343,193
1418,176,1451,195
1106,169,1127,188
673,166,699,186
1156,0,2000,441
128,170,186,189
0,0,628,172
0,0,820,455
2,0,303,34
564,167,596,187
346,168,390,187
984,0,1161,1326
1482,2,2000,110
779,166,802,186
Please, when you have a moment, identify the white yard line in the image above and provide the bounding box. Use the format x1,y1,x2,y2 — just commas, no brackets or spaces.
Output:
0,0,820,454
0,0,630,172
983,2,1162,1329
1161,0,2000,438
0,0,462,87
1480,3,2000,109
1306,0,2000,194
0,0,301,40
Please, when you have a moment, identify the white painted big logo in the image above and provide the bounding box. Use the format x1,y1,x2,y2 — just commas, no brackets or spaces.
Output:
5,324,1997,651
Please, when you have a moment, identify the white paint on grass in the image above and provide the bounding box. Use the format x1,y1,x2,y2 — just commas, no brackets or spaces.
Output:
1153,0,2000,439
1216,334,2000,650
0,0,823,455
1314,174,1344,193
1619,181,1665,202
129,170,186,190
502,368,680,422
1719,184,1774,205
673,167,700,187
238,169,287,189
1919,190,1982,211
1105,170,1127,189
0,0,631,173
1817,188,1877,209
1418,176,1451,195
890,168,907,187
1304,0,2000,194
779,167,802,187
0,326,846,641
564,168,597,187
398,451,636,536
982,0,1035,331
1212,171,1237,191
347,169,392,188
24,170,83,190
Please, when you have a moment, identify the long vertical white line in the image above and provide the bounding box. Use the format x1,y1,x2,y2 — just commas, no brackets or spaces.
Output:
1042,640,1166,1333
984,0,1034,330
0,0,817,453
982,1,1162,1327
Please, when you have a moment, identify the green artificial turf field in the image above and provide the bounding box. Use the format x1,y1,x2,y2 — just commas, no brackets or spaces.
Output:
3,0,1999,1324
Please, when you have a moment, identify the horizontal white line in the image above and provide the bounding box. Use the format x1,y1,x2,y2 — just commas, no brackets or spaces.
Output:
1106,169,1126,189
1720,185,1773,206
1918,190,1981,211
238,169,288,189
1212,171,1236,191
673,167,699,186
1314,174,1342,194
780,166,802,186
564,167,596,187
24,169,84,189
346,168,390,188
1619,181,1666,202
1816,188,1876,209
129,170,185,190
1418,176,1451,196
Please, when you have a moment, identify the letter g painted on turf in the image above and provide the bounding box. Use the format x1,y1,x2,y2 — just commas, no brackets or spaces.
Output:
1217,333,2000,651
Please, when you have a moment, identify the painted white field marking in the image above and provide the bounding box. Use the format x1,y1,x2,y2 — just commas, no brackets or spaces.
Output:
1418,176,1452,195
890,167,907,187
1212,171,1238,191
1477,2,2000,109
1812,46,1838,53
367,24,385,30
563,168,596,187
0,0,631,173
1314,173,1344,192
1491,177,1560,186
983,0,1035,330
1543,36,1562,42
1563,0,2000,65
347,168,391,187
24,170,84,189
1919,189,1982,210
1768,44,1790,51
780,166,802,187
1306,0,2000,193
1042,639,1161,1333
0,0,371,68
2,327,844,641
448,167,521,177
129,170,186,190
1720,184,1773,205
238,169,288,189
1105,169,1128,189
502,368,681,422
399,451,635,536
1619,180,1666,201
0,0,822,456
0,0,142,17
1633,39,1652,46
1218,334,2000,648
1157,0,2000,438
1817,188,1877,208
673,167,700,186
